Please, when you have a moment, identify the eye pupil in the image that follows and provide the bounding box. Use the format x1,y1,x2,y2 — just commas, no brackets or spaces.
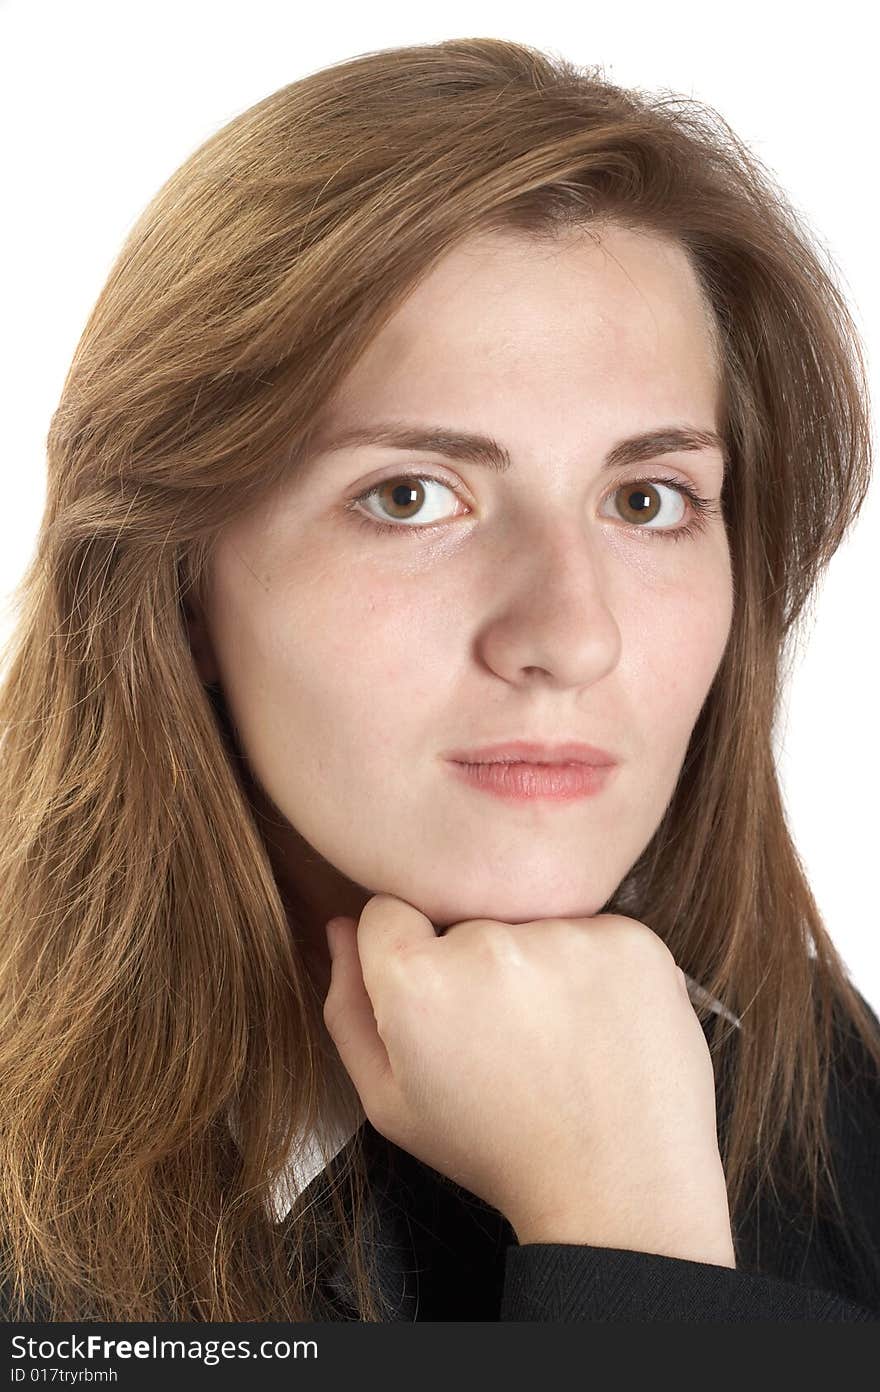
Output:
392,483,418,505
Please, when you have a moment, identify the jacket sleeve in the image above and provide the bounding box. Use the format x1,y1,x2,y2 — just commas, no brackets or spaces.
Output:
500,1243,878,1321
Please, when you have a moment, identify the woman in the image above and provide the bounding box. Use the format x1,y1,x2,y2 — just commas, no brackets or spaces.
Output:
1,37,878,1322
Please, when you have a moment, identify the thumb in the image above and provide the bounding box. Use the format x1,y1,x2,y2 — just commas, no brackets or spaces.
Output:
322,915,393,1112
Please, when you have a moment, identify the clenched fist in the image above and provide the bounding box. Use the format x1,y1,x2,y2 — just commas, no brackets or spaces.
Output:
322,894,735,1267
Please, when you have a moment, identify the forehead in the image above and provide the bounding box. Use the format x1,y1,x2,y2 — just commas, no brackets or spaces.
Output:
311,225,721,450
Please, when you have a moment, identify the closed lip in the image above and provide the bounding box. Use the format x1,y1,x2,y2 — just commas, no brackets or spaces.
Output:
444,740,617,767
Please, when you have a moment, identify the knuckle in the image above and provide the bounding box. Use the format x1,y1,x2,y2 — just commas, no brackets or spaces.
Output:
596,913,676,968
629,918,666,955
388,939,434,985
482,921,522,956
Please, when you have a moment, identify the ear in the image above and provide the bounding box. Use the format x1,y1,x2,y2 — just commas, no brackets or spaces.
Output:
182,589,221,688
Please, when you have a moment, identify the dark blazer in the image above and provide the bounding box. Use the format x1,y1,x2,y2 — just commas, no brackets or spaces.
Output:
303,993,880,1321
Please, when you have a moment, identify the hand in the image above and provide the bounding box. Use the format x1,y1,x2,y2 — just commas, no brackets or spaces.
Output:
322,894,735,1266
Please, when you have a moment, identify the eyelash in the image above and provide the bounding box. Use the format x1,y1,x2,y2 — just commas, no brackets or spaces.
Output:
345,470,722,543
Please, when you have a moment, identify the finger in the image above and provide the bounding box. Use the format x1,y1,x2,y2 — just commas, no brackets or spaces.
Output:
355,893,437,998
322,917,394,1110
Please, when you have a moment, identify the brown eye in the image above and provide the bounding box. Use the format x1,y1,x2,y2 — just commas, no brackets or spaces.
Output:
375,478,427,520
608,481,686,530
353,474,463,528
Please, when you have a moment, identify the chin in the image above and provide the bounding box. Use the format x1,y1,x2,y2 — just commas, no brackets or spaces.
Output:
424,886,611,931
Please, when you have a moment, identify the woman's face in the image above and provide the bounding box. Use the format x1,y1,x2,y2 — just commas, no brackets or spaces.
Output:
188,223,733,959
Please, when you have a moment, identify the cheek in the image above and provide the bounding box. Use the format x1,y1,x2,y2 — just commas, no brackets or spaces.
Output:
627,557,733,738
230,572,453,763
310,566,457,689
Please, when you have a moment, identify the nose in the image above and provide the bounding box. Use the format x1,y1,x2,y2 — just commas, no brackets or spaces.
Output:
475,517,622,689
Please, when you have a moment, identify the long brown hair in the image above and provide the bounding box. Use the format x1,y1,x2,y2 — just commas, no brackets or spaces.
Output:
2,37,878,1321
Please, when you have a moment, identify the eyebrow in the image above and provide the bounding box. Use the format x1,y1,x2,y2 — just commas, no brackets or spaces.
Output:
312,421,727,475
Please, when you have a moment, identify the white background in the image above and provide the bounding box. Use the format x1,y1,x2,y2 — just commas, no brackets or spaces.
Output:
1,0,877,1015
